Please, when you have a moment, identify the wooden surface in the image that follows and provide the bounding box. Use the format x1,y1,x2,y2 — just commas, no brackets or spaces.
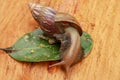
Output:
0,0,120,80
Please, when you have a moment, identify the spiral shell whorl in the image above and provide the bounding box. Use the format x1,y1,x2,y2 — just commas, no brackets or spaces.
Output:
29,3,83,36
29,3,59,36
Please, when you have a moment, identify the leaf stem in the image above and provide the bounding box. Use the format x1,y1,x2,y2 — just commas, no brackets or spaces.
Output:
0,47,16,53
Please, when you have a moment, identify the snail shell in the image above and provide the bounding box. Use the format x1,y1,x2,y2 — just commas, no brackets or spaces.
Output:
28,3,83,37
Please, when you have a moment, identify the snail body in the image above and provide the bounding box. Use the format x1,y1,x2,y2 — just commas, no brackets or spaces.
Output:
29,3,84,79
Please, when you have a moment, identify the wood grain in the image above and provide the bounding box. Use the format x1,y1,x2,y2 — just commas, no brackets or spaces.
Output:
0,0,120,80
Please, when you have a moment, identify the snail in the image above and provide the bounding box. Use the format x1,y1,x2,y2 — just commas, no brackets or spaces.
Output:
28,3,84,79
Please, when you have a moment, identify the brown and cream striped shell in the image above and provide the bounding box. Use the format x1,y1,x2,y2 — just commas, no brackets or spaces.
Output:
28,3,83,36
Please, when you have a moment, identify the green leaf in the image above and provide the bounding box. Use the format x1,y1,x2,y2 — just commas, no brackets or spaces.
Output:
80,32,93,57
1,29,93,62
9,29,60,62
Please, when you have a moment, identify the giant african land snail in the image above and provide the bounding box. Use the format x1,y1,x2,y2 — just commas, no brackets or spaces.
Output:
28,3,84,79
